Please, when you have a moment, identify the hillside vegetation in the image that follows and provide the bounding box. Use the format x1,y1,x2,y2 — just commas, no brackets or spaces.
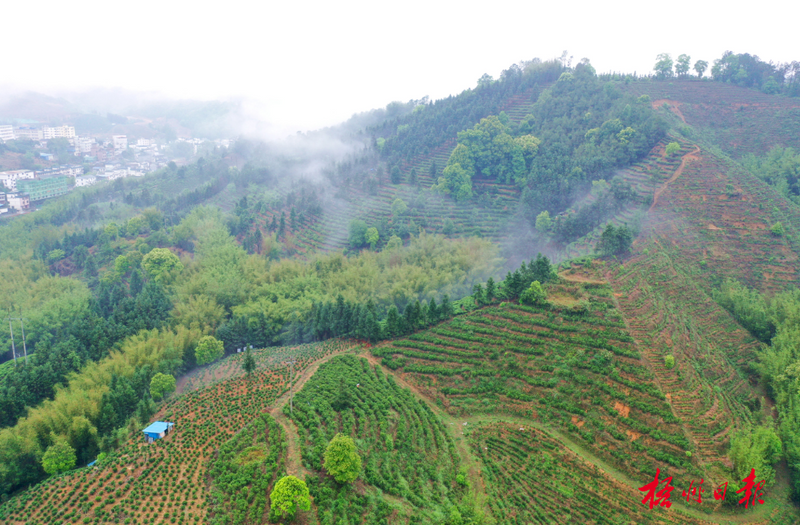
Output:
2,55,800,524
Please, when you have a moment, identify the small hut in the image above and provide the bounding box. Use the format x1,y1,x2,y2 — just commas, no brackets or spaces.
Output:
142,421,175,443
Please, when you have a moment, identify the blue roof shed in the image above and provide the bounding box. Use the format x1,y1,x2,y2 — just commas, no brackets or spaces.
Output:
143,421,175,443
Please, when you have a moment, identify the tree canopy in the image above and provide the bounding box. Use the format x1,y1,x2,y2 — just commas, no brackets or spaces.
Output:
195,336,224,365
323,433,362,483
270,475,311,520
41,439,77,476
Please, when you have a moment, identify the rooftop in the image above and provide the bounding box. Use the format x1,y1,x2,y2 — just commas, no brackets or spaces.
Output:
142,421,174,434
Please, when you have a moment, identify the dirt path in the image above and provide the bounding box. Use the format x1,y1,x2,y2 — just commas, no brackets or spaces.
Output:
653,99,687,123
269,349,354,478
650,145,701,211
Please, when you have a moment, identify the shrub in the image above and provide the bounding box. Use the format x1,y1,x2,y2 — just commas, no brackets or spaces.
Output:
664,355,675,369
771,222,785,237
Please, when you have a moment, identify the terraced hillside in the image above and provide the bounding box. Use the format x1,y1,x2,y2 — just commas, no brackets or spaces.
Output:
626,80,800,158
0,340,355,525
370,280,708,489
287,354,468,524
280,89,546,254
470,422,710,524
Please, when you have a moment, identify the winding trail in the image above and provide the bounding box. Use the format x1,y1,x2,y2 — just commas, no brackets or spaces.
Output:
651,145,701,211
268,349,355,478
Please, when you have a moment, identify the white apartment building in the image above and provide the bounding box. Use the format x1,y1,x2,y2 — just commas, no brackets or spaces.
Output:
74,175,97,187
136,138,151,147
0,170,35,191
112,135,127,152
75,136,95,154
15,127,43,141
0,125,14,142
42,126,76,139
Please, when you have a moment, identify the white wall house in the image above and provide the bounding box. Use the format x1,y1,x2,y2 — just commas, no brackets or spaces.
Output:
6,192,30,210
74,175,97,187
112,135,127,152
0,170,35,191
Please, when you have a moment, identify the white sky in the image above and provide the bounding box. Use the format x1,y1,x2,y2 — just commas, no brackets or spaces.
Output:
3,0,798,134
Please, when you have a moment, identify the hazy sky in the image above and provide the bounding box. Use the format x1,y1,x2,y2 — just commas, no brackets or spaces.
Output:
4,0,798,134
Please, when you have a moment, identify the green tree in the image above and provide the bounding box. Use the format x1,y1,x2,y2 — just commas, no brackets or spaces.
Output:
435,163,473,201
41,438,76,475
104,223,119,240
348,219,368,248
195,335,224,365
324,433,362,483
535,210,552,233
114,255,130,276
485,277,496,302
443,218,455,235
596,223,634,256
409,167,418,186
666,142,681,156
47,249,65,264
142,208,164,231
72,245,89,268
390,165,402,184
729,425,783,486
664,355,675,369
242,348,256,376
771,222,785,237
126,216,144,237
365,227,379,250
149,373,176,401
141,248,183,284
391,198,408,218
654,53,674,78
270,475,311,520
520,281,546,306
675,54,691,77
83,255,98,277
694,60,709,78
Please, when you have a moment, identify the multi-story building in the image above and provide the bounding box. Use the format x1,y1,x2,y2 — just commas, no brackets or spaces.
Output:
15,127,43,141
0,125,14,142
16,177,69,201
42,126,76,139
35,165,83,178
6,192,30,211
74,175,97,187
75,136,95,154
61,165,83,177
113,135,127,152
0,170,35,191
